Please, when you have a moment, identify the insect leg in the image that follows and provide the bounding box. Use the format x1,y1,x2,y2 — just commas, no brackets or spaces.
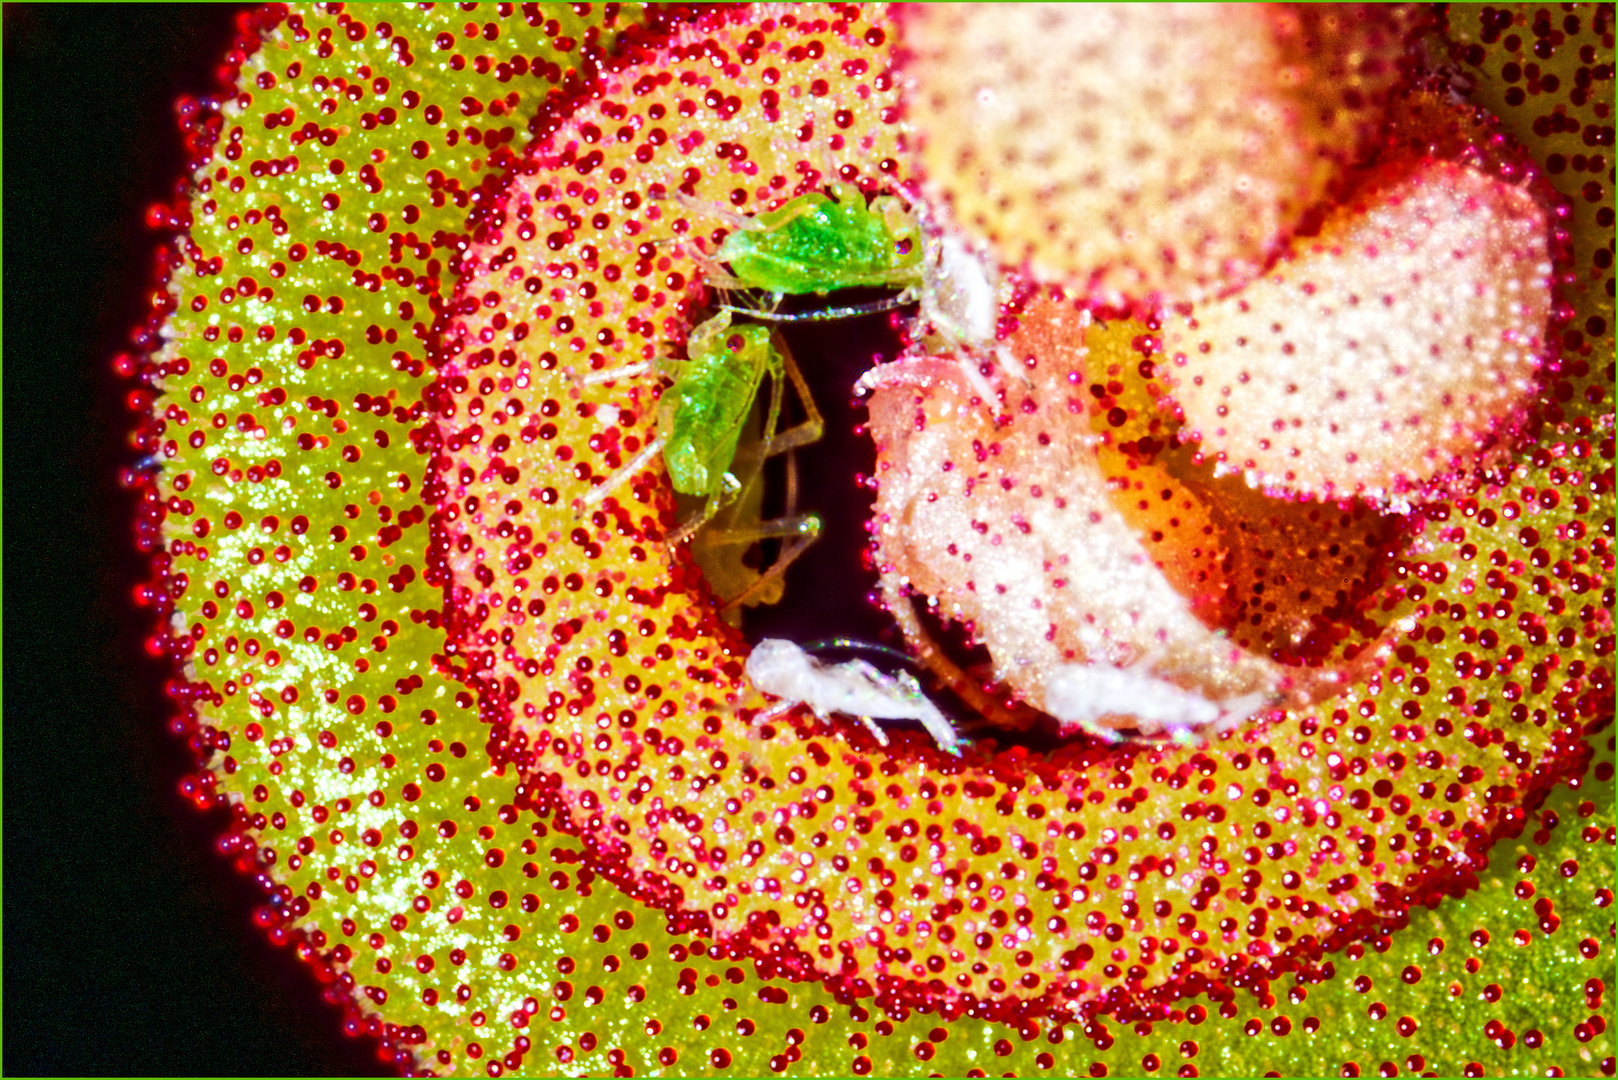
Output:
895,670,964,756
854,714,892,747
581,433,668,508
757,338,824,457
837,658,961,755
781,413,803,527
758,334,788,457
710,288,786,317
580,360,652,386
668,470,746,545
709,514,822,613
696,511,822,548
882,581,1045,732
687,245,748,292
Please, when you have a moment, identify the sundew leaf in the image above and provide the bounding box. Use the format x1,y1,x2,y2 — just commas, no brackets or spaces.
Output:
1447,3,1616,418
900,4,1431,309
370,746,1611,1078
136,3,633,1068
130,3,1614,1076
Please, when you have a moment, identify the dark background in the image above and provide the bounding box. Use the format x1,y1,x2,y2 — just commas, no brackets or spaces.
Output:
4,7,389,1075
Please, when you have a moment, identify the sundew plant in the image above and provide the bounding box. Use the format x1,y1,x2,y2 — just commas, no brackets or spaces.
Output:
123,4,1613,1076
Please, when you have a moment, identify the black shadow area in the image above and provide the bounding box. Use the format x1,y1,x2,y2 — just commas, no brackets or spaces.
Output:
738,297,902,650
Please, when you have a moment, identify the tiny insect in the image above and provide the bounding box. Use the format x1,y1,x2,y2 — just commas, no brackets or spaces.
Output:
745,637,962,755
598,312,825,612
592,176,907,500
684,177,924,300
689,180,1003,347
661,309,823,513
1042,654,1274,744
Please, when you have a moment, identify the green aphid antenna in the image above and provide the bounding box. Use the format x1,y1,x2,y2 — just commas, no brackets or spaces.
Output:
670,140,858,226
672,189,768,233
580,431,668,509
597,191,749,290
815,140,874,204
578,359,653,386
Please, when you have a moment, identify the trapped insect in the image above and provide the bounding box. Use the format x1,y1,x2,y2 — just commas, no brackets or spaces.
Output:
684,177,924,299
745,637,962,754
689,178,1005,353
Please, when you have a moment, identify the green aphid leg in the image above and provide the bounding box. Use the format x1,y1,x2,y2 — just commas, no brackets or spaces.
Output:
689,336,825,619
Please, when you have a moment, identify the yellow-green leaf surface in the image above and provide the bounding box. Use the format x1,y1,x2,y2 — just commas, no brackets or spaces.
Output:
137,4,1614,1076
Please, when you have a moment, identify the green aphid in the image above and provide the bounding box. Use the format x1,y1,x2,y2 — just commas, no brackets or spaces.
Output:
656,312,823,609
660,314,779,499
711,180,924,298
